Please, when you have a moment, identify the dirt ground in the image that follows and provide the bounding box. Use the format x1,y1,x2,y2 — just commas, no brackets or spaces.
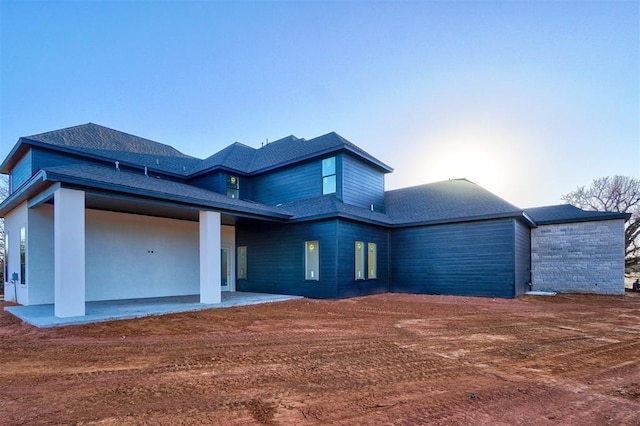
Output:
1,293,639,425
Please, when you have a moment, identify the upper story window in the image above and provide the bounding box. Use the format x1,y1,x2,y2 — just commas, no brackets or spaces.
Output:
322,157,336,195
227,175,239,199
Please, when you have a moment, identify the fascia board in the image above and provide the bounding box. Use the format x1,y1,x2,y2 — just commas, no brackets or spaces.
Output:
42,170,292,220
390,211,528,228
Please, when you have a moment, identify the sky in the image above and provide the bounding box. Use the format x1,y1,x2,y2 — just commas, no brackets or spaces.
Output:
1,0,638,208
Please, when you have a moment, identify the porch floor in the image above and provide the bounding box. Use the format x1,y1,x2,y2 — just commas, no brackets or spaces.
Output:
4,292,302,328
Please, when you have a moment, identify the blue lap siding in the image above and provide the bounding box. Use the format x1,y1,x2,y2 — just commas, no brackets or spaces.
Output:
336,220,390,298
236,220,338,298
342,155,385,212
514,218,532,296
249,160,326,205
390,219,518,298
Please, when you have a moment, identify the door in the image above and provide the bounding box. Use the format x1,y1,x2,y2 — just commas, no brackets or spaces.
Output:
221,247,230,291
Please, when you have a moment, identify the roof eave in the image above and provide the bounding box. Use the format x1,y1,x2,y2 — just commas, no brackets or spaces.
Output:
0,170,50,216
20,138,192,179
42,170,292,221
535,213,631,225
0,138,31,173
248,146,393,176
391,211,529,228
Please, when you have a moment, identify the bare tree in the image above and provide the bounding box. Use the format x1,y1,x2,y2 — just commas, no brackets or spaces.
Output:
562,175,640,271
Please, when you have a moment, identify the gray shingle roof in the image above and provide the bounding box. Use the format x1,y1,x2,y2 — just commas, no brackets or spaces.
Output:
385,179,525,225
22,123,200,175
191,132,393,176
12,123,392,178
278,195,392,224
42,164,292,219
524,204,630,225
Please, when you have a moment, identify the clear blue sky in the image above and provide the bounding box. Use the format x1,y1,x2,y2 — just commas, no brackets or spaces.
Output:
1,0,638,207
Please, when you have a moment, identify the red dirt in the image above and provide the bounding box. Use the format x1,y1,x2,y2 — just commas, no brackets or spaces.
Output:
1,293,639,425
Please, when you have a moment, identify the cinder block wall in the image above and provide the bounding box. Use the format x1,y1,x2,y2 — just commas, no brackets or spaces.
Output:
531,219,625,295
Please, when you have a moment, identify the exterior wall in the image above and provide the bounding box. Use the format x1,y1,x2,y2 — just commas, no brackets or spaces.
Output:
27,204,55,304
531,219,626,295
85,210,201,301
342,155,385,212
10,150,32,192
236,220,338,298
3,202,28,303
390,218,517,298
336,220,389,297
31,146,90,173
514,219,532,296
221,225,236,291
189,171,226,195
15,205,235,305
249,160,327,205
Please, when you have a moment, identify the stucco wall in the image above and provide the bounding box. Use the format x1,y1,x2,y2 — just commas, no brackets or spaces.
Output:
531,219,626,295
17,206,236,304
3,202,28,303
85,210,201,301
28,204,55,304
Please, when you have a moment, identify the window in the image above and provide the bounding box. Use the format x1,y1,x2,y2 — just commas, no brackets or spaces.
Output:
367,242,377,279
355,241,365,280
305,240,319,281
3,232,8,282
237,246,247,280
20,226,25,285
227,175,239,199
322,157,336,195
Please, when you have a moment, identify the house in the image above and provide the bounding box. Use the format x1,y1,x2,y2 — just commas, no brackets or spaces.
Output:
0,123,629,318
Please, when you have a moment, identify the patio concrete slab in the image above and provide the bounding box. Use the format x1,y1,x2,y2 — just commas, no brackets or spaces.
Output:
4,292,302,328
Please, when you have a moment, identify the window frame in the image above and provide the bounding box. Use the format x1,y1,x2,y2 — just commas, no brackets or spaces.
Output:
19,226,26,285
305,240,320,281
367,242,377,280
226,175,240,199
321,157,336,195
355,241,365,280
4,231,8,283
237,246,247,280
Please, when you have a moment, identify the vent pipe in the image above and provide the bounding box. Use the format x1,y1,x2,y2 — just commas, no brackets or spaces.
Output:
115,161,120,171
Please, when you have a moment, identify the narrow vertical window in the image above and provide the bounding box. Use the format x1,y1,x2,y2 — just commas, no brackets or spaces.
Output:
355,241,365,280
322,157,336,195
227,175,239,199
237,246,247,280
20,226,25,285
367,242,377,279
3,232,8,282
305,240,319,281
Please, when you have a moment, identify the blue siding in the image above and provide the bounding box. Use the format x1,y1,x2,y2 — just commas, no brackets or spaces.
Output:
390,219,516,298
250,160,322,205
336,220,389,298
236,220,338,298
10,150,32,192
190,172,250,199
514,219,531,296
31,147,92,171
189,171,226,194
342,154,385,212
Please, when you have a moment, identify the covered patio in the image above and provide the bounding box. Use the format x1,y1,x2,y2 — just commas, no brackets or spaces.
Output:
4,292,302,328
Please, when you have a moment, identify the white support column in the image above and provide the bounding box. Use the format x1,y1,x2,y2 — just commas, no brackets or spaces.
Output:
54,188,85,317
199,211,221,304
